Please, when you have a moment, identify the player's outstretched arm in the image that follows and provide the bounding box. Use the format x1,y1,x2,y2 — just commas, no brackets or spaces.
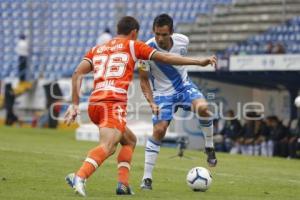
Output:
138,65,159,115
64,60,92,126
71,60,92,105
151,51,217,68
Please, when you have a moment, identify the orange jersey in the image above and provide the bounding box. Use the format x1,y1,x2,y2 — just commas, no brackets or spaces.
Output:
84,38,156,103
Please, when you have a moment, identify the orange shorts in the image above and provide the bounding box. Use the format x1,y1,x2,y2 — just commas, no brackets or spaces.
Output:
88,101,127,133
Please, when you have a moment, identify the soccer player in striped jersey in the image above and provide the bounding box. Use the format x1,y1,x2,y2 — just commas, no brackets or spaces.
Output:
139,14,217,190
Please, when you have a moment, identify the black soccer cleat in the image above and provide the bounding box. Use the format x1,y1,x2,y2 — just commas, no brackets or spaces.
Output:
116,182,134,195
205,147,217,167
140,178,153,190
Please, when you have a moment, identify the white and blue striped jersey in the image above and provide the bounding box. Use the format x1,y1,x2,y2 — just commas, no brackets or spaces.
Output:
140,33,191,96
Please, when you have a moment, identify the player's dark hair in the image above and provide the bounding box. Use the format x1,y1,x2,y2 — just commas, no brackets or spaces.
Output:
117,16,140,35
153,13,173,32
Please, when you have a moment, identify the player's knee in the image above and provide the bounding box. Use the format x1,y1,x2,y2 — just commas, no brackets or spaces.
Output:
122,129,137,147
198,106,210,117
132,134,137,146
108,146,117,156
128,134,137,147
154,125,167,139
193,100,208,113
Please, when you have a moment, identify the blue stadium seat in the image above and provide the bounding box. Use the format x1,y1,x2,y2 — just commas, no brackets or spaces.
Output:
0,0,232,79
224,16,300,55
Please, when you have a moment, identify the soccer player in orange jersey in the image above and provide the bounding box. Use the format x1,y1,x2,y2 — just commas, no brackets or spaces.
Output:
64,16,217,197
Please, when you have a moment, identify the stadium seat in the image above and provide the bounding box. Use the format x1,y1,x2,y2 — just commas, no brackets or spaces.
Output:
224,16,300,55
0,0,234,80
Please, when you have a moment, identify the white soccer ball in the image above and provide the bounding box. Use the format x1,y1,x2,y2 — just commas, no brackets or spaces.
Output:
186,167,212,192
295,96,300,108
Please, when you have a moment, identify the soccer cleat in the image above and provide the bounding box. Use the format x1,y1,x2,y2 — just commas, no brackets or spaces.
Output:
140,178,153,190
65,173,87,197
205,147,217,167
116,182,135,195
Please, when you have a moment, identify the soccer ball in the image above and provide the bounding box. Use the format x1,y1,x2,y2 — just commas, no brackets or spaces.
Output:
186,167,212,192
295,96,300,108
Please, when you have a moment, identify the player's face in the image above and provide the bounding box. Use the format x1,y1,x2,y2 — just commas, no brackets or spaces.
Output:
153,25,173,50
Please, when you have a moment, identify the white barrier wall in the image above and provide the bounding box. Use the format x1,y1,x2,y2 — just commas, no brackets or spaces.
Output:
15,79,48,110
230,54,300,71
252,89,290,121
2,76,290,149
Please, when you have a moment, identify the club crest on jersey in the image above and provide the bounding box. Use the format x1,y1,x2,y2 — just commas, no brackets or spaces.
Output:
180,48,187,56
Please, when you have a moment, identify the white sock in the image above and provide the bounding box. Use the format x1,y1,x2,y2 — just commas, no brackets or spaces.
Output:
200,120,214,148
142,138,161,180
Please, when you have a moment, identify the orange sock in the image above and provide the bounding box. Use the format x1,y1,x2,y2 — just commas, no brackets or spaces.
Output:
76,146,108,179
117,145,134,186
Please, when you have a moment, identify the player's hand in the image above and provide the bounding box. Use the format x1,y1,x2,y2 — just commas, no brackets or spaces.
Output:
137,60,149,71
201,55,217,68
150,103,160,116
64,104,80,126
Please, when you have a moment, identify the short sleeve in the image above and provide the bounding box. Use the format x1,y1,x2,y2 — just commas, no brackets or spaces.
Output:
83,48,94,66
134,41,156,60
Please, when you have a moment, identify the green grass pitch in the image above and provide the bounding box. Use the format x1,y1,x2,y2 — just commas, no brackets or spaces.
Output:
0,126,299,200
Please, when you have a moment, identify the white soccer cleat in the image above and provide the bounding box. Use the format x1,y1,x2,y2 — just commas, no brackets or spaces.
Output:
65,173,87,197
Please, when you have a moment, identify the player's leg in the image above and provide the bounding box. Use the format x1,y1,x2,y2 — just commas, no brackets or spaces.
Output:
141,120,169,190
192,98,217,167
254,137,261,156
141,96,173,190
66,102,123,196
230,142,240,154
116,127,137,195
230,137,243,154
66,127,122,196
241,137,248,155
267,140,274,157
247,139,254,155
77,127,122,178
261,137,268,156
